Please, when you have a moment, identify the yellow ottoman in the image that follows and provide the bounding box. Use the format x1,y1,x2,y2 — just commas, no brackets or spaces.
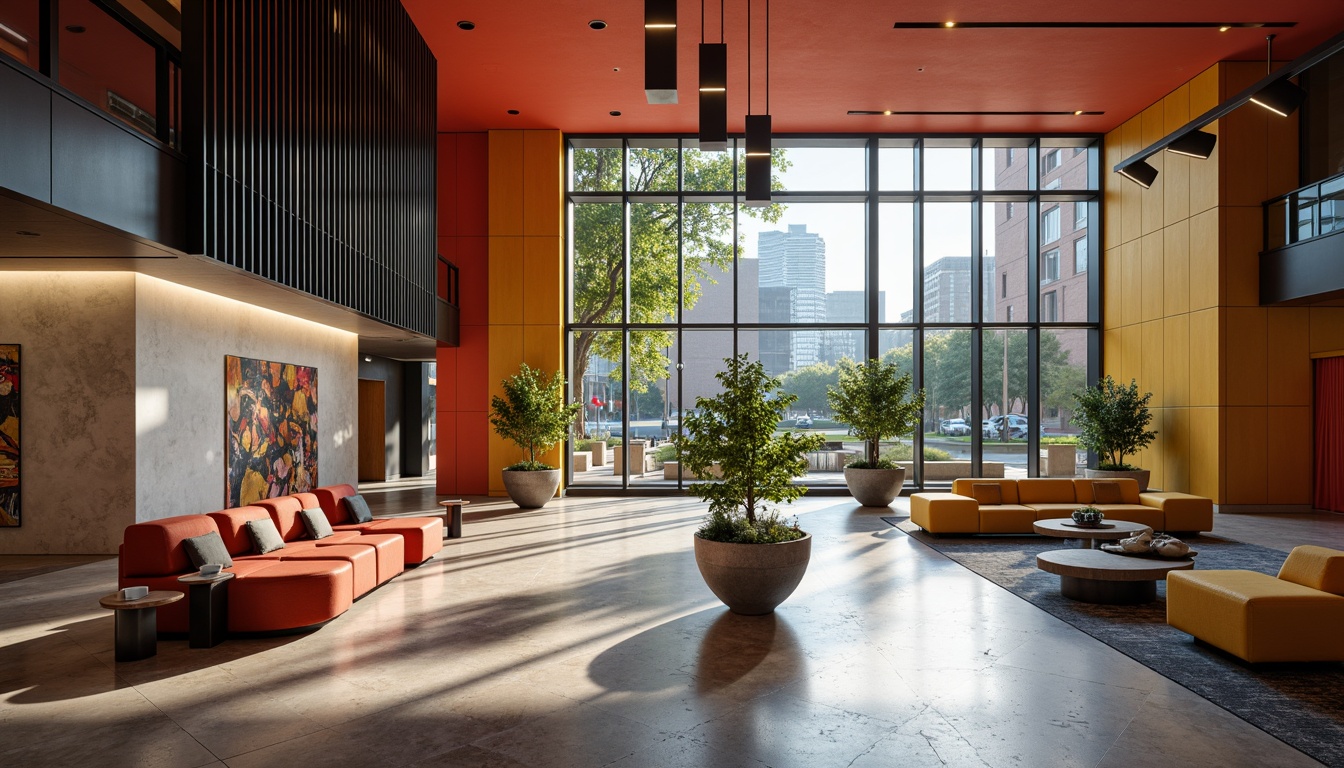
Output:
910,493,979,533
1140,492,1214,532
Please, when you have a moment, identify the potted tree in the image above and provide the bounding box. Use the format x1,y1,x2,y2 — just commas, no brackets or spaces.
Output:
490,364,583,508
1072,375,1157,491
826,358,926,507
679,355,826,615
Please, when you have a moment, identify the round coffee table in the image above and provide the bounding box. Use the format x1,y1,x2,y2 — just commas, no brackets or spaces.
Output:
1033,518,1152,549
1036,549,1193,604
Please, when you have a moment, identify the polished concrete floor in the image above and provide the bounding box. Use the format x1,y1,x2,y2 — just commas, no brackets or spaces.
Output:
1,492,1339,767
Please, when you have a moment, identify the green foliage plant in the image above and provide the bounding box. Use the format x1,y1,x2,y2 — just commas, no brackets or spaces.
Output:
489,364,584,471
878,445,953,463
826,358,926,469
679,355,826,544
1071,376,1157,471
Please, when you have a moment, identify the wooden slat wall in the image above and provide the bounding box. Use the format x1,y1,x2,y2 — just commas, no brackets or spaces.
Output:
185,0,437,337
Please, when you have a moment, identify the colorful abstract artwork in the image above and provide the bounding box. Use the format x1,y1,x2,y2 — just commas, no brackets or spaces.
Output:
0,344,18,527
225,355,318,507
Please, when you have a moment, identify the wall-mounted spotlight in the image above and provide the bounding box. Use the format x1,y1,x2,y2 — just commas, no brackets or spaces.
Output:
1165,130,1217,159
1118,160,1159,189
1249,78,1307,117
644,0,677,104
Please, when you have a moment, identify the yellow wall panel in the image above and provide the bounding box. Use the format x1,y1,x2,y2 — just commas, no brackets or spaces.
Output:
1141,320,1165,407
1189,308,1220,406
1266,308,1310,406
1222,307,1267,406
1163,154,1190,229
1121,239,1142,327
487,237,525,326
1162,407,1192,493
487,325,525,398
1218,111,1269,208
1190,64,1220,114
1188,406,1221,502
1104,328,1122,375
1309,308,1344,353
1163,314,1190,407
488,131,525,236
1222,407,1268,505
1162,220,1190,317
522,130,562,237
522,236,562,327
1119,119,1144,244
1189,121,1220,215
1103,247,1123,329
522,324,561,375
1122,324,1143,386
1219,207,1263,308
1140,232,1164,322
1141,156,1166,237
487,431,521,494
1188,208,1219,310
1265,406,1313,505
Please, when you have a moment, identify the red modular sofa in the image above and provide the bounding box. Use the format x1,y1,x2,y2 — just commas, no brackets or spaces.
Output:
313,484,444,565
118,485,437,634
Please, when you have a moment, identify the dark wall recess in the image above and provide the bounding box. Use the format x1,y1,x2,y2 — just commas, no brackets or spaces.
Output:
184,0,438,336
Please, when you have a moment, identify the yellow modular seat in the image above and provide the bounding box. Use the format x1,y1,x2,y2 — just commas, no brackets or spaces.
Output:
906,477,1214,535
1166,545,1344,663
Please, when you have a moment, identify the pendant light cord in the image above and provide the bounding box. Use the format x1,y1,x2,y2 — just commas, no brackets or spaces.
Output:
1267,34,1275,74
765,0,770,114
747,0,752,115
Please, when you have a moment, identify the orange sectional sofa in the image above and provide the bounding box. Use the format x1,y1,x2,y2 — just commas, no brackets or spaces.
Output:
118,488,428,634
313,484,444,565
909,477,1214,535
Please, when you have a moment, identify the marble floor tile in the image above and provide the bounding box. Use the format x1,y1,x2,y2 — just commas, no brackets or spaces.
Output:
0,492,1334,767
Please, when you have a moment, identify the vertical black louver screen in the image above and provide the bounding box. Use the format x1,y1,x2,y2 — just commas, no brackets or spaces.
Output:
184,0,437,336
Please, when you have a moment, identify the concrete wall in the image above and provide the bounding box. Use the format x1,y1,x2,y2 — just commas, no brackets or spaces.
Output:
134,275,358,521
0,273,137,554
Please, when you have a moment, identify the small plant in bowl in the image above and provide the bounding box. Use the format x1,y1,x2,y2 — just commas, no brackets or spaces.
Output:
1071,506,1105,527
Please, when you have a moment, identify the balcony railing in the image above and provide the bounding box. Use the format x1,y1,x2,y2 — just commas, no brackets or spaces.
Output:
1264,171,1344,251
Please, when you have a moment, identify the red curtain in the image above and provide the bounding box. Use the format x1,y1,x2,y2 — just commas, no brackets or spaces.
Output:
1316,357,1344,512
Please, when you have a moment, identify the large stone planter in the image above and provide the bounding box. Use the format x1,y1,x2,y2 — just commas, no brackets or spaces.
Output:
693,533,811,615
843,466,906,507
501,468,561,508
612,440,647,476
1084,467,1150,492
590,441,608,467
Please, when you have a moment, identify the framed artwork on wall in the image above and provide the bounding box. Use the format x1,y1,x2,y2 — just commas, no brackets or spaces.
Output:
0,344,18,527
225,355,318,507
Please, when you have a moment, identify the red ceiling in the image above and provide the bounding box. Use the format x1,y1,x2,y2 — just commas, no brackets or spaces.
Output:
401,0,1344,136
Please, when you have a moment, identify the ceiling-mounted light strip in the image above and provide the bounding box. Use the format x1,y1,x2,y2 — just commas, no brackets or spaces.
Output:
894,21,1296,30
645,0,678,104
849,110,1103,116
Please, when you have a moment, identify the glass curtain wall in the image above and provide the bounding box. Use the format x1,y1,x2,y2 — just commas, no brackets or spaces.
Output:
567,136,1099,490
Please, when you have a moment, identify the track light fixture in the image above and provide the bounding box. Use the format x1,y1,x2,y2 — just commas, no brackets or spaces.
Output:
1165,130,1217,159
1249,78,1307,117
744,0,772,205
644,0,677,104
1118,160,1158,189
698,1,728,150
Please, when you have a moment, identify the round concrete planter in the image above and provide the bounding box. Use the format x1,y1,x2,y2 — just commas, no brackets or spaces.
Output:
1084,468,1150,492
843,466,907,507
693,533,811,615
502,469,561,508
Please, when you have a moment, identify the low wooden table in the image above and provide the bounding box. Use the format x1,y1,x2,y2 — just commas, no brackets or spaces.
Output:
438,499,470,538
177,572,234,648
1033,518,1152,549
1036,549,1193,604
98,590,183,661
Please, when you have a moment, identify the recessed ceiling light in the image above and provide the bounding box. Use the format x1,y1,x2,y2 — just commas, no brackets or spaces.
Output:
610,111,622,116
943,21,956,28
507,109,520,115
897,20,1295,30
1219,25,1232,32
456,20,475,30
65,24,86,33
1074,110,1085,115
589,20,607,30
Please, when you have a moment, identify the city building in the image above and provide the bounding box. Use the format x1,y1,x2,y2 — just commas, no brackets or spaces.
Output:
2,2,1344,766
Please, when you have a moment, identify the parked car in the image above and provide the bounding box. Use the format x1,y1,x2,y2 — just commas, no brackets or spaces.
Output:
795,415,813,429
983,414,1029,439
938,418,971,436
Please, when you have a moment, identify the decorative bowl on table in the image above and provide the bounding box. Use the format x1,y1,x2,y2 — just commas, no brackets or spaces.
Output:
1071,506,1105,527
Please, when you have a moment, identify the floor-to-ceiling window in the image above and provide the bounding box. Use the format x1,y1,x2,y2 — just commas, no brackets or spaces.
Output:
566,137,1100,491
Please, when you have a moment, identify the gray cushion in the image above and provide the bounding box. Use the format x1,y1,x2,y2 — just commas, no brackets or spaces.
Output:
245,518,286,554
299,507,335,540
342,494,374,524
183,531,234,568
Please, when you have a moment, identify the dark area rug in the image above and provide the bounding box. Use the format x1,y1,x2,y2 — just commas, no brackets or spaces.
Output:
891,522,1344,767
879,516,909,527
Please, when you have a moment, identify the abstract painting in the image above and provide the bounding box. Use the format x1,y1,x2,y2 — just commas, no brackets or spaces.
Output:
0,345,18,527
225,355,318,507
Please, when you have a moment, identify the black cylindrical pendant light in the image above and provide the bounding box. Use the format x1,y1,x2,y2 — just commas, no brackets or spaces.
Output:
644,0,677,104
699,43,728,150
743,0,772,205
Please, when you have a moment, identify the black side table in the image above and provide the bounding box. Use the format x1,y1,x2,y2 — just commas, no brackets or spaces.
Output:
438,499,470,539
99,590,184,661
177,572,235,648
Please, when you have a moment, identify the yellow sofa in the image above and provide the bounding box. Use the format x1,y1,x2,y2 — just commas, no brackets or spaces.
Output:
909,477,1214,534
1166,545,1344,663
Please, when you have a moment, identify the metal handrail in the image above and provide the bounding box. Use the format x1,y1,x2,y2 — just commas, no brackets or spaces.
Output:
1263,170,1344,251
